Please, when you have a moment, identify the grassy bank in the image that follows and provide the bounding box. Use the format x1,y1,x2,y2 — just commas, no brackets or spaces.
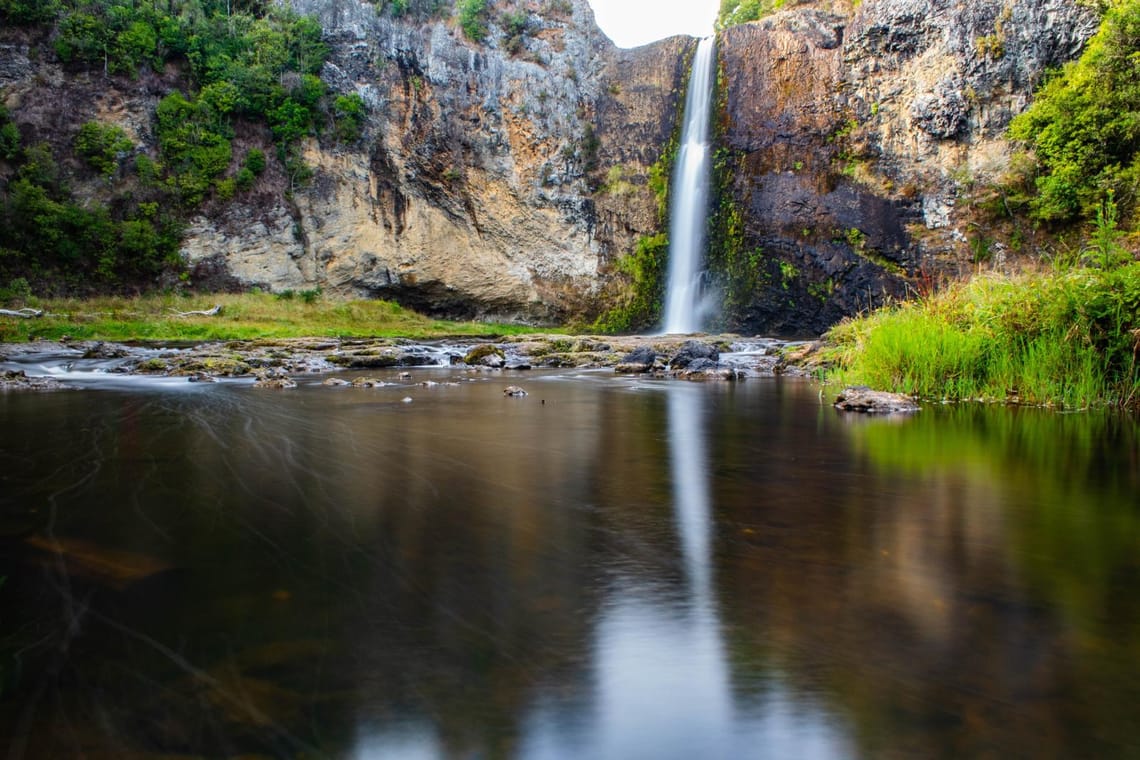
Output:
823,263,1140,410
0,292,540,343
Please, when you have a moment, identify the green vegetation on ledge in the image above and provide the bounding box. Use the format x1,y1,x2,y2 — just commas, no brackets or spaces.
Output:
823,258,1140,409
0,0,367,294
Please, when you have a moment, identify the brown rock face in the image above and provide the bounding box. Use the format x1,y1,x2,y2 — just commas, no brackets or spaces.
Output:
0,0,1098,332
711,0,1096,336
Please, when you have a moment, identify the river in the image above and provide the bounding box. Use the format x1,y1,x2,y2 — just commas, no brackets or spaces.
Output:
1,362,1138,758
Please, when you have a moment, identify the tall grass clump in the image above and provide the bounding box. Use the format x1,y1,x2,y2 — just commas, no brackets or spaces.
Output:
825,262,1140,409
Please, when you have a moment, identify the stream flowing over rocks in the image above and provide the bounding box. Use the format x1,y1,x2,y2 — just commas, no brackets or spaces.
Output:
0,335,807,391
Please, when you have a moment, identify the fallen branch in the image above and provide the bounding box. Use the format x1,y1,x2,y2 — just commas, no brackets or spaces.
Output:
0,308,44,318
169,304,223,318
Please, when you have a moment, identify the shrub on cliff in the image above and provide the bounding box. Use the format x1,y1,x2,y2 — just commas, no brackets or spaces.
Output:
1009,0,1140,225
458,0,489,41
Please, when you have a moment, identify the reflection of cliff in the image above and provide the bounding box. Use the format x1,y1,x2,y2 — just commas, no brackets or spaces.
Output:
710,398,1140,758
3,380,1139,757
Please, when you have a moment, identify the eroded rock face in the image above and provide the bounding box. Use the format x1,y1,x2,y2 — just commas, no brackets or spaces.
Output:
177,0,690,324
0,0,1098,331
714,0,1097,336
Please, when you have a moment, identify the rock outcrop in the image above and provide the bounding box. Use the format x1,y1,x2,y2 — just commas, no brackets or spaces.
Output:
0,0,1099,333
714,0,1097,335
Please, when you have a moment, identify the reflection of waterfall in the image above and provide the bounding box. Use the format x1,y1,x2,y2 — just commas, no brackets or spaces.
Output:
667,384,716,605
586,385,734,757
663,36,717,335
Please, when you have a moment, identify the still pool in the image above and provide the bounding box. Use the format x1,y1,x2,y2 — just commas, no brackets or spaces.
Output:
1,366,1138,758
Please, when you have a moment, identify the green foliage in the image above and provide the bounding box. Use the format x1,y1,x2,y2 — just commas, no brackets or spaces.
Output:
0,292,539,343
0,0,59,24
593,233,669,333
74,121,133,178
825,265,1140,409
458,0,489,42
333,93,368,143
502,9,530,54
715,0,786,29
1008,0,1140,224
0,107,21,161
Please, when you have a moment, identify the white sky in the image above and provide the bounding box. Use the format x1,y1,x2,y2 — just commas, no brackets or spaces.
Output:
587,0,718,48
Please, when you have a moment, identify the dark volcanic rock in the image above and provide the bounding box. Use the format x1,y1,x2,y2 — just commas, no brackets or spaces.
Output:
615,346,658,373
669,340,720,370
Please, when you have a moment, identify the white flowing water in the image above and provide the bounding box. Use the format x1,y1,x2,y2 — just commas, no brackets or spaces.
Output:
663,36,717,335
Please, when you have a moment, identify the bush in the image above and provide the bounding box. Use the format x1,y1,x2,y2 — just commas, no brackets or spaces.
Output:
74,121,133,178
1008,0,1140,225
458,0,489,42
825,264,1140,409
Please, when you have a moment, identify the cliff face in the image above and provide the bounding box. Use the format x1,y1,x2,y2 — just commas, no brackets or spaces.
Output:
714,0,1097,335
183,0,690,322
0,0,1099,332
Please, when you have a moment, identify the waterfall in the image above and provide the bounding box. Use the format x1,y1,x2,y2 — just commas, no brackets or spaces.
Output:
663,36,717,335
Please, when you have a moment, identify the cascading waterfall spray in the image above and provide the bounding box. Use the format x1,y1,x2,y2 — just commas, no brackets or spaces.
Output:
663,36,717,335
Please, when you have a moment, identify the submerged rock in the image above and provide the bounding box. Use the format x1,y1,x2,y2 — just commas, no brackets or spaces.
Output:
503,385,528,397
834,387,920,414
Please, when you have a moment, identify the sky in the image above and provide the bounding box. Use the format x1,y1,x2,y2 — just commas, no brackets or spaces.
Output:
587,0,719,48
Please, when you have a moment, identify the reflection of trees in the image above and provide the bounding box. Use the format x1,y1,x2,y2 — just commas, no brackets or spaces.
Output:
0,378,687,756
711,392,1140,758
4,379,1139,757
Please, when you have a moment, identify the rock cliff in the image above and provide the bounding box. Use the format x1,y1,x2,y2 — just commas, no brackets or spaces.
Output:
184,0,691,323
0,0,1099,333
713,0,1097,335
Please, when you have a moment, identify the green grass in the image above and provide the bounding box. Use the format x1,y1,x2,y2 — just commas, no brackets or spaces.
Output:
0,292,543,342
823,264,1140,409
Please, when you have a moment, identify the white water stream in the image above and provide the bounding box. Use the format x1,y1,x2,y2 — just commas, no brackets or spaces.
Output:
663,36,717,335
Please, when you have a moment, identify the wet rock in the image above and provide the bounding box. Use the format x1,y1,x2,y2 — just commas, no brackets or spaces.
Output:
351,377,389,388
81,341,130,359
0,369,72,391
187,372,216,383
253,368,297,389
464,345,506,368
669,340,720,370
503,385,528,397
615,346,657,374
834,386,920,414
327,351,400,369
322,377,352,387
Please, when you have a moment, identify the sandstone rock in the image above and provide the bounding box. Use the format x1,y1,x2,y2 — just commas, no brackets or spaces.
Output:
834,386,920,414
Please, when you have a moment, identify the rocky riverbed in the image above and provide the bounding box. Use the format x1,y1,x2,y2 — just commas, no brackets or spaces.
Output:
0,334,815,391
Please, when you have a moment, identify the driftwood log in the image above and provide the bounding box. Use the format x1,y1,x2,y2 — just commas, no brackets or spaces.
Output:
0,308,44,318
169,304,223,318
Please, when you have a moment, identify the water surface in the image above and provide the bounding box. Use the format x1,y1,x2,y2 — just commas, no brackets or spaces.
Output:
1,367,1138,758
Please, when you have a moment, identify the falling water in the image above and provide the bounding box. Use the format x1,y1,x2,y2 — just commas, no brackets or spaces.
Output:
663,36,717,335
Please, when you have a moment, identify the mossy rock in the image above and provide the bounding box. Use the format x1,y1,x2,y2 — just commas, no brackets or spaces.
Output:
135,358,170,373
464,344,506,367
174,357,252,376
327,352,400,369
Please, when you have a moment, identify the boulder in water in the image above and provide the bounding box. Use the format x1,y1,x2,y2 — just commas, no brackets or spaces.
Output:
503,385,528,397
834,387,920,414
615,346,657,373
669,340,720,369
